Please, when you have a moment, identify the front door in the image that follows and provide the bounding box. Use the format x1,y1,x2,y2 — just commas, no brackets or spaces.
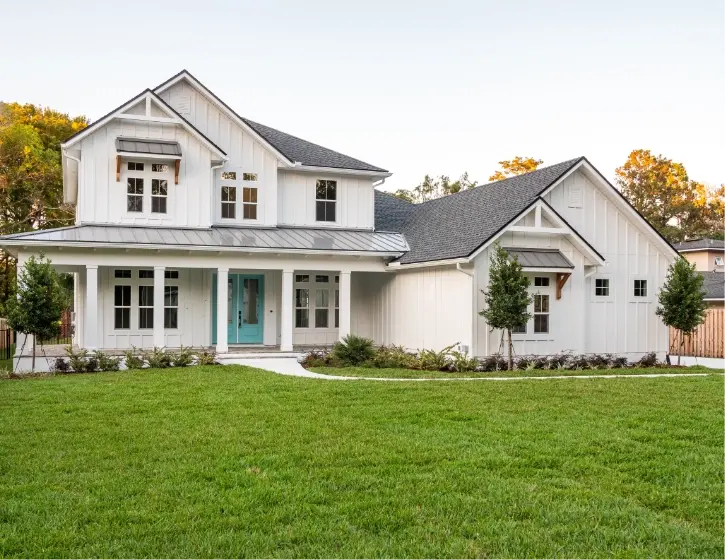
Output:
212,274,264,344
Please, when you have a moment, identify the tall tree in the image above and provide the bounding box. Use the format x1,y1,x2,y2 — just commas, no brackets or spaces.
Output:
615,149,722,242
393,172,478,203
6,254,70,371
0,102,88,308
488,156,543,181
655,258,707,364
479,245,532,370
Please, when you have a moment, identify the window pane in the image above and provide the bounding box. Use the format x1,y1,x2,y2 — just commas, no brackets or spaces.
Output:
295,289,309,308
165,270,179,279
534,277,550,287
326,182,337,200
152,197,167,213
152,164,169,173
152,179,168,195
139,308,154,329
243,173,258,181
243,204,257,220
316,200,326,221
315,308,329,328
335,289,339,307
534,295,549,313
243,279,259,325
325,201,336,222
512,323,526,333
295,275,309,283
164,286,178,306
164,308,178,329
221,171,236,180
316,181,327,200
534,314,549,333
127,178,143,194
114,269,131,278
221,186,236,201
316,275,329,283
295,309,309,328
139,270,154,279
335,308,339,328
243,187,257,203
139,285,154,306
222,203,235,219
127,196,142,212
316,288,329,307
114,308,130,329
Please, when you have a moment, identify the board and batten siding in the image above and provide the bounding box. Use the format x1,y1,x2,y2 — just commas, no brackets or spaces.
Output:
77,122,214,227
357,266,473,352
157,80,280,226
542,169,672,356
278,171,375,230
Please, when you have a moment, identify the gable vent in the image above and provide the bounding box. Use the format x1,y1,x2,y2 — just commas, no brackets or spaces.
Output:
568,184,583,208
171,93,191,115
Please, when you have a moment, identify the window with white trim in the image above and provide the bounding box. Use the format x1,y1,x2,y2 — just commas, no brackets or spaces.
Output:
512,323,527,334
315,180,337,222
633,279,647,298
243,172,258,181
315,288,329,328
533,294,549,333
114,285,131,329
595,278,610,297
295,288,310,328
138,286,154,329
221,186,236,219
127,178,144,212
151,179,168,213
242,187,257,220
715,256,724,266
164,285,178,329
534,277,550,287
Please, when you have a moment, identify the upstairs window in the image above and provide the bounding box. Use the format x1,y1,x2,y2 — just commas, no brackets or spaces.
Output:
127,178,144,212
128,161,144,171
221,186,236,219
534,277,550,287
316,180,337,222
243,172,258,181
633,279,648,297
242,187,257,220
595,278,610,297
151,179,168,213
533,294,549,333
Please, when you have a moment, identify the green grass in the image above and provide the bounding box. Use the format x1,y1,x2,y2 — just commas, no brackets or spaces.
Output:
0,344,14,372
0,367,723,558
312,365,718,379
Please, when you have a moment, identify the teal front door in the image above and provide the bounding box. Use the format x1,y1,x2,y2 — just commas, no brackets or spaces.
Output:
212,274,264,344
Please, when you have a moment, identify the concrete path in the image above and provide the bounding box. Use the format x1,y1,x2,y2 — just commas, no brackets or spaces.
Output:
222,357,717,382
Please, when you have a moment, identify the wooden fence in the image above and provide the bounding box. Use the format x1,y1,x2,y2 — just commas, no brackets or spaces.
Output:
669,308,724,358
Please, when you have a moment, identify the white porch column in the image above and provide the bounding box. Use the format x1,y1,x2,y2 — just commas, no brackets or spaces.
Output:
85,265,98,350
153,266,165,348
338,271,351,341
216,268,229,353
280,269,294,351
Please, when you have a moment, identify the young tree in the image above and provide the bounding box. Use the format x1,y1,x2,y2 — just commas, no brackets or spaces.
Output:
488,156,543,181
480,245,532,370
655,258,707,365
5,254,69,371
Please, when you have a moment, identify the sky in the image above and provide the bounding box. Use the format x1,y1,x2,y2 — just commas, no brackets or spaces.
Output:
1,0,723,192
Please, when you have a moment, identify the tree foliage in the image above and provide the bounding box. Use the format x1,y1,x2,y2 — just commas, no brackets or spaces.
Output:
0,102,88,308
393,172,478,203
479,245,532,370
5,254,70,370
488,156,543,181
655,258,707,364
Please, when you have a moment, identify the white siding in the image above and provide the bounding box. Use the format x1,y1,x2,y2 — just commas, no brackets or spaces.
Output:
77,122,214,227
278,171,375,230
158,80,280,227
543,169,671,356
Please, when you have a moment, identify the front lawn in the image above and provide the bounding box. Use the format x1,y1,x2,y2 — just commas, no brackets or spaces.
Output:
0,367,722,558
311,365,717,379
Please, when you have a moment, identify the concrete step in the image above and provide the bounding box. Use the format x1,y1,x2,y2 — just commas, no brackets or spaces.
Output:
218,352,302,360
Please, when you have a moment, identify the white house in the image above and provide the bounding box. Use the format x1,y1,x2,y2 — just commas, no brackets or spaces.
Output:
0,70,679,360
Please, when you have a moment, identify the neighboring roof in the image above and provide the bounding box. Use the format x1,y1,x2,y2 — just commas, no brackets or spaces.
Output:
242,119,388,173
673,238,725,252
154,70,388,173
506,248,574,269
116,137,182,157
375,158,585,264
700,271,725,300
0,225,408,256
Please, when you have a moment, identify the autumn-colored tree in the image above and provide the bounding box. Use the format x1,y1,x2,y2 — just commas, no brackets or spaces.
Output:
488,156,543,181
393,172,478,204
0,102,88,307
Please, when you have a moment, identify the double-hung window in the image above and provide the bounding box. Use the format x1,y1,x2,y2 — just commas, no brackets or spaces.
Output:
138,275,154,329
315,276,330,328
151,179,168,213
114,285,131,329
221,186,236,219
316,180,337,222
242,187,257,220
127,177,144,212
164,285,178,329
126,161,172,215
533,294,549,333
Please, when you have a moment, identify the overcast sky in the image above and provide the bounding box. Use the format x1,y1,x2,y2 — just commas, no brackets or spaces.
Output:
1,0,722,191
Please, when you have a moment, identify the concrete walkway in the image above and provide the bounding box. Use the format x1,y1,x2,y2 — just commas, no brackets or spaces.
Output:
222,358,717,381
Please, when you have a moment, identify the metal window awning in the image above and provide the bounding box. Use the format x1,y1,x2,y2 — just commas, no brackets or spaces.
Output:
115,137,182,157
506,248,574,270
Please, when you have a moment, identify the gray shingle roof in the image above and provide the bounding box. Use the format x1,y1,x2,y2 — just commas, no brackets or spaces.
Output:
674,238,725,252
242,119,388,173
0,225,408,255
507,248,574,269
375,158,585,264
700,271,724,300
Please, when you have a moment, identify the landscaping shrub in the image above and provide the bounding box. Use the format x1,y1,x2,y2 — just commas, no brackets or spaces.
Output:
331,334,375,366
610,355,629,368
196,349,218,366
65,347,89,373
51,357,70,373
478,354,508,371
123,347,145,369
94,351,121,372
448,348,478,372
636,351,658,368
587,353,610,369
143,347,172,369
84,356,99,373
419,344,455,371
369,345,418,369
569,354,591,370
547,353,571,370
171,346,195,367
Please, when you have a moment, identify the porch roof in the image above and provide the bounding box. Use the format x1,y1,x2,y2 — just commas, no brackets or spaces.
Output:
0,224,409,256
506,248,574,269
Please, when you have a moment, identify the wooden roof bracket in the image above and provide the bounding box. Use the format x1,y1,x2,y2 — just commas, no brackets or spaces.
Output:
556,272,571,300
116,155,121,182
174,160,180,185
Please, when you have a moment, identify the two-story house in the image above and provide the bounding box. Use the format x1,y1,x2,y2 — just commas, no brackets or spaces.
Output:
0,70,679,361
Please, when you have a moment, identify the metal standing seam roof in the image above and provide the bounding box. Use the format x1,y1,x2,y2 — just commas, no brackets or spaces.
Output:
506,248,574,269
116,137,182,157
0,225,409,254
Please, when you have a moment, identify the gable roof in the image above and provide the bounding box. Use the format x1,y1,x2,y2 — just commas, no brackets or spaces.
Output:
700,271,725,300
674,238,725,252
155,70,387,173
375,158,585,264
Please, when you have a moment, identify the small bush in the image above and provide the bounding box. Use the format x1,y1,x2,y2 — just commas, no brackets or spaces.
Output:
300,349,332,368
143,347,172,369
448,348,478,372
547,353,571,370
196,349,218,366
123,347,145,369
51,357,70,373
65,347,89,373
94,351,121,372
331,334,375,366
587,353,610,369
479,354,508,372
636,351,658,368
610,355,629,369
419,344,455,371
569,354,590,370
171,346,195,367
370,345,419,369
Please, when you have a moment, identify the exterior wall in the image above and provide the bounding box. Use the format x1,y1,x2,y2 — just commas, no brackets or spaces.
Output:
681,250,724,272
77,120,214,227
367,266,473,352
158,80,280,227
541,169,673,356
278,171,375,230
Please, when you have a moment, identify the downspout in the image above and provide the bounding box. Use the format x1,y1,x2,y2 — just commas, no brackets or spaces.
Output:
456,263,475,355
62,149,82,223
210,159,228,226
